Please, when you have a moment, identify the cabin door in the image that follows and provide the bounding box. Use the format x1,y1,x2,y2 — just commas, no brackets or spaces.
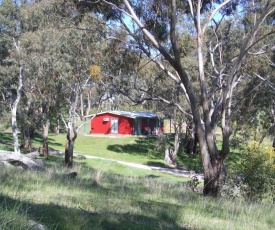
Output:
111,118,118,134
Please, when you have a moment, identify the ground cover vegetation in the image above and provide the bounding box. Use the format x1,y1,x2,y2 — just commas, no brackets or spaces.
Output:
0,0,275,228
1,149,275,229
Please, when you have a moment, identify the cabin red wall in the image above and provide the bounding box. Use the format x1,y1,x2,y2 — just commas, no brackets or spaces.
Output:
90,113,133,135
119,116,134,134
90,112,163,135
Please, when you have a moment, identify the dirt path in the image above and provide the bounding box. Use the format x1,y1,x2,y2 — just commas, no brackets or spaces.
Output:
75,154,204,180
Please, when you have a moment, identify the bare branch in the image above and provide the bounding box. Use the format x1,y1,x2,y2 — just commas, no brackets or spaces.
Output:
255,74,275,92
60,113,68,129
202,0,232,34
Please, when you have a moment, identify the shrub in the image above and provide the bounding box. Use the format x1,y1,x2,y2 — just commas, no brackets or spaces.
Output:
186,175,200,192
240,141,275,202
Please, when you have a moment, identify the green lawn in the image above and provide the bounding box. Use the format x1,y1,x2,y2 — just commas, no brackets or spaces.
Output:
0,131,245,172
33,133,168,166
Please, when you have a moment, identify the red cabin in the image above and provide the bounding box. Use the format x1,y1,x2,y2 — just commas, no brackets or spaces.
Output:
88,111,163,135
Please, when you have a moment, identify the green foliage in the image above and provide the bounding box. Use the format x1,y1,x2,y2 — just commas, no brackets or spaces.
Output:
240,141,275,202
255,110,272,132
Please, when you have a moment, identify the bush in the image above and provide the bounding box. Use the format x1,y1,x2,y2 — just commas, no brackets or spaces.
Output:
240,141,275,202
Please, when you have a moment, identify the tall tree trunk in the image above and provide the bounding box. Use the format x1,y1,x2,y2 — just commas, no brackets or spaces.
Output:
65,125,77,167
55,114,60,134
65,130,73,167
64,86,79,167
11,66,23,154
11,106,20,154
164,118,181,165
42,116,50,159
85,90,91,116
185,121,198,154
20,123,31,149
164,125,181,166
172,129,180,164
80,92,84,119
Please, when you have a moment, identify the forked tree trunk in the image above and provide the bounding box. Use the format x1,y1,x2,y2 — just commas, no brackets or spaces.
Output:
64,86,79,167
203,158,225,196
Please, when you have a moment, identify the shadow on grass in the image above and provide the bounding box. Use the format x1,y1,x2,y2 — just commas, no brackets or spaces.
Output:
32,133,63,147
132,200,188,229
107,137,156,156
145,161,167,168
0,132,63,152
0,167,188,229
0,132,14,145
177,153,202,172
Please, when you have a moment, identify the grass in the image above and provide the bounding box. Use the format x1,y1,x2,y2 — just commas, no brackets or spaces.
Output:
29,132,204,170
1,155,274,230
1,132,275,229
0,131,247,173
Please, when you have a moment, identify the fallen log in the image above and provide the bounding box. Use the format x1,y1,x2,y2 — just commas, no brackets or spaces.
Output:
0,150,44,170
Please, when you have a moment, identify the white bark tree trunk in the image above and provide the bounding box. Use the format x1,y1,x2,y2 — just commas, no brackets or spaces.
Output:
11,66,23,154
42,116,50,158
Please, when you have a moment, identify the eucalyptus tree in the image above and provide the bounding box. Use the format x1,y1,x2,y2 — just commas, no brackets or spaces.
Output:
17,0,107,163
6,0,71,155
90,0,275,196
100,18,202,163
0,0,26,154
